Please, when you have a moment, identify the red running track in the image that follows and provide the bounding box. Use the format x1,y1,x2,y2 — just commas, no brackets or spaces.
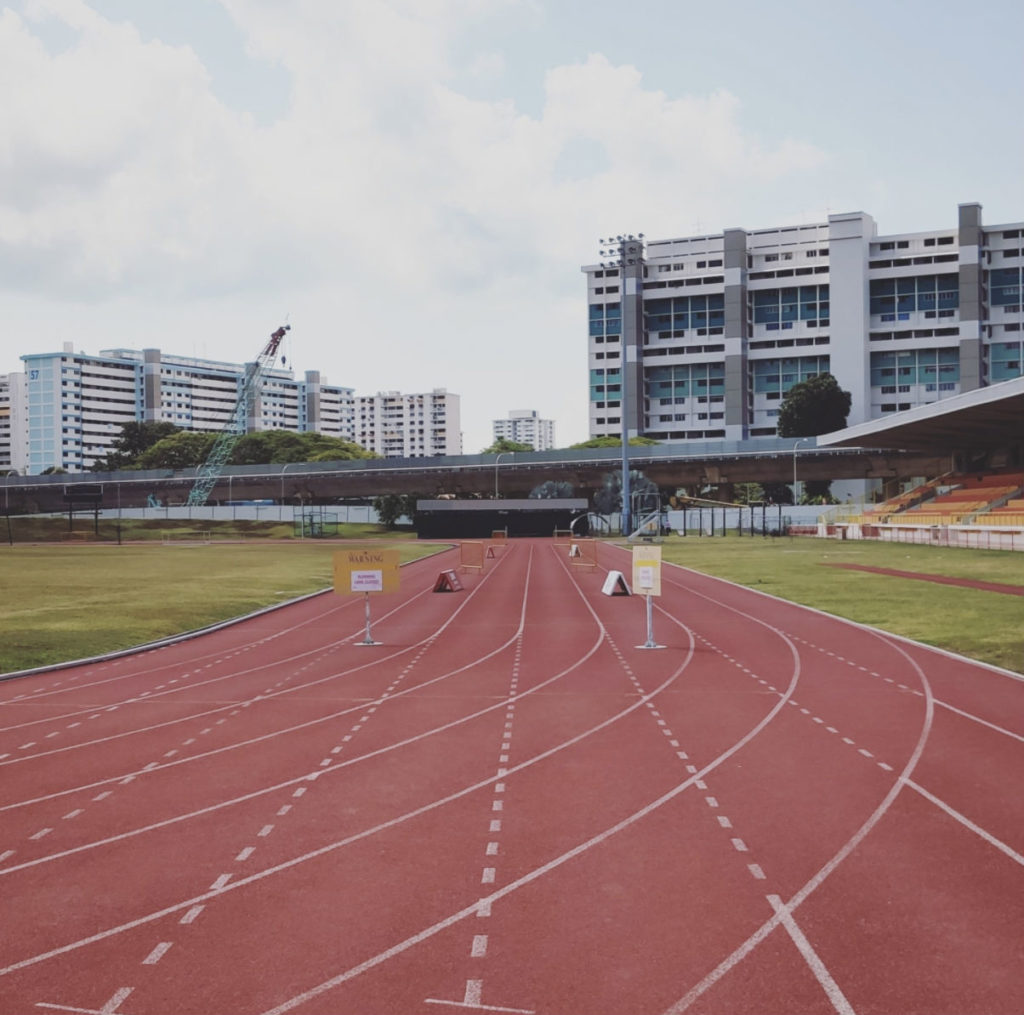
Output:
1,539,1022,1015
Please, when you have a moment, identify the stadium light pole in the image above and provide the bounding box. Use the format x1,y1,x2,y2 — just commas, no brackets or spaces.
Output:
598,233,645,536
792,438,811,504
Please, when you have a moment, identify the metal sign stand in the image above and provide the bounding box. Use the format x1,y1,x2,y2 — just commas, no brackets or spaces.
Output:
359,592,380,646
638,593,664,650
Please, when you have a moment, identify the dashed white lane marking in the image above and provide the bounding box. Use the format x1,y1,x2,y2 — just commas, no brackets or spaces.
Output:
747,864,766,880
292,787,306,799
477,900,491,918
258,824,274,837
142,941,172,965
30,828,53,840
0,850,15,862
277,805,292,817
731,838,748,853
470,935,488,957
705,796,718,808
489,820,501,833
767,895,855,1015
180,905,204,925
486,842,499,856
63,810,83,820
236,847,255,861
481,868,496,884
717,816,732,829
491,800,503,812
209,874,231,890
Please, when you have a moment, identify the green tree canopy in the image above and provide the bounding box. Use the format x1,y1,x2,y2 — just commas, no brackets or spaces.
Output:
90,421,181,471
373,493,418,529
569,435,660,449
134,431,217,470
776,373,852,438
130,429,374,470
481,438,534,454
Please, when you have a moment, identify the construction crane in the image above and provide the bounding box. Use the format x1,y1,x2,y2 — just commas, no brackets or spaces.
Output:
185,324,290,507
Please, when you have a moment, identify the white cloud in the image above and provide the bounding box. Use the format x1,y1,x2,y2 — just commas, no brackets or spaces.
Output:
1,0,830,449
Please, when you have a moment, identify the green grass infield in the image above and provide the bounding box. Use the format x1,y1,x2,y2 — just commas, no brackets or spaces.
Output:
0,540,447,674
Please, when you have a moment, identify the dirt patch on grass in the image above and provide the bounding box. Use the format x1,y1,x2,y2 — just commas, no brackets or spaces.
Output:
822,563,1024,597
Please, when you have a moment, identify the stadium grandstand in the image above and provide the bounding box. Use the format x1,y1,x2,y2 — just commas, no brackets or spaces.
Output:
819,374,1024,548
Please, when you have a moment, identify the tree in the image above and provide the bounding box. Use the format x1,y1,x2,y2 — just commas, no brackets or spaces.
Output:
90,421,181,471
481,438,533,454
592,470,659,515
733,482,764,505
373,493,418,529
529,480,575,499
776,373,852,438
133,431,217,469
569,435,660,449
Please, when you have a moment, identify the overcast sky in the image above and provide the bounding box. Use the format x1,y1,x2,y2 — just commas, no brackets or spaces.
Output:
2,0,1022,452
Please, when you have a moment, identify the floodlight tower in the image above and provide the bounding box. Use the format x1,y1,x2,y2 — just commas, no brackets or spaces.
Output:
598,233,646,535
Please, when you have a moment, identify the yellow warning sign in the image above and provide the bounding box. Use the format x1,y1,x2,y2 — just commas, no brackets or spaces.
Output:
333,548,401,595
631,544,662,596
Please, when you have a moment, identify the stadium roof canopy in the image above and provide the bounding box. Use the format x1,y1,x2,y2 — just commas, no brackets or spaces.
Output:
818,375,1024,452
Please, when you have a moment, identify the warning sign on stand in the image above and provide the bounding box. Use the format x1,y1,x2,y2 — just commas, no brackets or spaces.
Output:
333,548,401,596
631,545,662,596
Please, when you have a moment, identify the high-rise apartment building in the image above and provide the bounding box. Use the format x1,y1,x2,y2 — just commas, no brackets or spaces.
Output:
355,389,462,458
0,372,28,474
584,203,1023,443
18,345,355,474
492,409,556,451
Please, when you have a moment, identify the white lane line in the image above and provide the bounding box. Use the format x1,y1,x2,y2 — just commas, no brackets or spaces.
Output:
258,825,274,837
0,850,15,862
236,847,255,861
481,868,496,884
142,941,172,965
180,905,204,925
492,801,503,812
30,828,53,840
908,780,1024,868
477,900,491,917
486,843,499,856
424,988,535,1013
277,805,291,817
716,816,732,829
471,935,488,957
857,748,874,758
662,622,935,1015
62,810,83,821
100,987,134,1014
209,874,231,890
730,838,748,853
704,797,718,808
93,791,112,801
489,820,501,832
767,895,855,1015
293,788,306,798
936,699,1024,744
747,864,766,880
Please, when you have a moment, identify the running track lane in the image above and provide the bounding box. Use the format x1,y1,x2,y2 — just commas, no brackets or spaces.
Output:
0,540,1021,1014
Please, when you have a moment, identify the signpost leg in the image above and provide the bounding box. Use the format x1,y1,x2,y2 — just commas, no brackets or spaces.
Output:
360,592,380,646
637,593,664,650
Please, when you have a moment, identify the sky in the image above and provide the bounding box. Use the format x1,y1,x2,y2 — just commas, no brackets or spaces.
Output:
2,0,1022,453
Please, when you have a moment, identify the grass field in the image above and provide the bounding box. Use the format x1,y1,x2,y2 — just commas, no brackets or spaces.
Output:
1,533,1020,677
655,534,1023,674
0,540,446,674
